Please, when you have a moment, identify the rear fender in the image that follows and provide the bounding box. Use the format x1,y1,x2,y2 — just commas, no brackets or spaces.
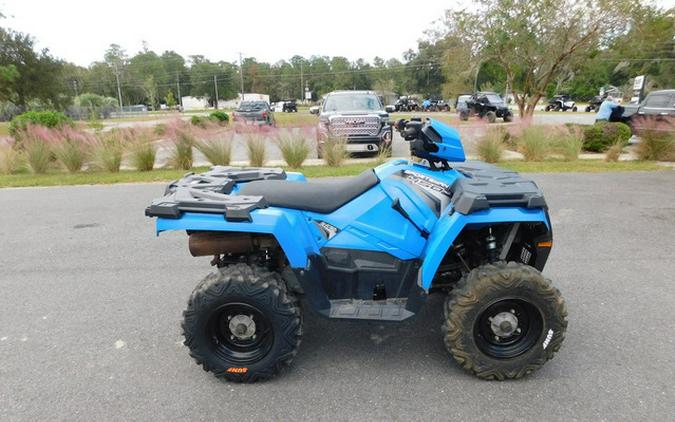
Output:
156,208,318,268
420,207,550,289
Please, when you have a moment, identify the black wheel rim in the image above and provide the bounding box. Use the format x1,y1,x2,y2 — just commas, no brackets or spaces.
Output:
207,302,274,365
473,298,543,359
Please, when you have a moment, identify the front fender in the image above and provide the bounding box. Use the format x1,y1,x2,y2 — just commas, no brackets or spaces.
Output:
156,208,318,268
420,207,550,289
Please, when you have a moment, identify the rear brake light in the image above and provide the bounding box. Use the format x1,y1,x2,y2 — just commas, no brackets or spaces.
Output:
262,112,268,118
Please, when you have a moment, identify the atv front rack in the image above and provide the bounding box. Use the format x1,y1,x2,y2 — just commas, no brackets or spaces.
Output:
450,162,547,214
145,166,287,222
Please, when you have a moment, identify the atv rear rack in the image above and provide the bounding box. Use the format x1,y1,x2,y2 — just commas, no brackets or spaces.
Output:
145,166,287,222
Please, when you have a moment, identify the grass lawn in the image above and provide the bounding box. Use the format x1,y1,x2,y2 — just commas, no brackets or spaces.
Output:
499,160,664,173
0,160,667,188
274,112,318,127
0,121,9,136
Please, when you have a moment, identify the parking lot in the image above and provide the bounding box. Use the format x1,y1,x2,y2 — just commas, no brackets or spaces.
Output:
1,171,674,421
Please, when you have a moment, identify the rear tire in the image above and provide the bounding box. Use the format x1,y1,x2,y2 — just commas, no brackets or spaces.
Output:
443,262,567,380
182,264,302,383
545,105,551,112
503,111,513,122
572,106,578,112
459,110,469,121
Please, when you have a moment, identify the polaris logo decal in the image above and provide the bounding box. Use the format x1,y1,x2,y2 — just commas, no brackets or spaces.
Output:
403,171,450,194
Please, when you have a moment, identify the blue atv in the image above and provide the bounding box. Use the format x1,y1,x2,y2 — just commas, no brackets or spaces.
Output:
146,118,567,382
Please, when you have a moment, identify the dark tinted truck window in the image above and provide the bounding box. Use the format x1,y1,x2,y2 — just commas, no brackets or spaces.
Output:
644,94,673,108
323,94,382,112
238,101,267,111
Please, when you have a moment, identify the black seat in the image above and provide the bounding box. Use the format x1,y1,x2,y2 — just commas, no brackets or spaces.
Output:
238,169,379,213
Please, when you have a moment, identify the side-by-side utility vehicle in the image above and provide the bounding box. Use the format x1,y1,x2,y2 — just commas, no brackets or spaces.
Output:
146,118,568,382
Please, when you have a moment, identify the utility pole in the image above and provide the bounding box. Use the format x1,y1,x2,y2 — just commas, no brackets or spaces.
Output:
176,71,183,110
300,62,304,102
239,52,245,102
213,74,219,109
113,63,123,112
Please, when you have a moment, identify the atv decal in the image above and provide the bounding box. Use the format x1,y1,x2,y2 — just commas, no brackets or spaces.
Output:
316,221,339,239
402,170,451,194
226,367,248,373
399,170,452,215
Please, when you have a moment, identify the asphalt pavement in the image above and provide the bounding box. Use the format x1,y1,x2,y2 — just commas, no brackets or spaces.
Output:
1,171,674,421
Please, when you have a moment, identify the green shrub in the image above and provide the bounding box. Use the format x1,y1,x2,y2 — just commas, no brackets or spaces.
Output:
583,122,632,152
518,125,549,161
0,140,22,174
245,133,267,167
476,128,504,163
129,131,156,171
552,125,584,161
9,111,72,137
275,129,310,168
195,131,233,166
190,115,207,128
21,125,59,174
53,127,92,173
322,135,348,167
169,130,194,170
93,131,124,172
209,111,230,124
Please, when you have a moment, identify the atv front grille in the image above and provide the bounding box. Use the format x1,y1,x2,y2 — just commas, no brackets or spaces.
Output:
329,116,380,137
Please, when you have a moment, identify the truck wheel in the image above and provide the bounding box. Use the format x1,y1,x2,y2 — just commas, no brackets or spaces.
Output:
442,262,567,380
572,106,578,112
182,264,302,383
486,111,497,123
585,106,591,112
503,111,513,122
545,105,551,112
459,110,469,121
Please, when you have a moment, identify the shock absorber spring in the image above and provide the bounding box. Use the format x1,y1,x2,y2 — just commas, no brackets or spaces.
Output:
486,227,498,263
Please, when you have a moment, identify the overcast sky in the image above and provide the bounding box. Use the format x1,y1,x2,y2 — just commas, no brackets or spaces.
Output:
1,0,452,66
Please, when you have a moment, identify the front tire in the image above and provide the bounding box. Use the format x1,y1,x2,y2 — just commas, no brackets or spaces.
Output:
486,111,497,123
182,264,302,383
443,262,567,380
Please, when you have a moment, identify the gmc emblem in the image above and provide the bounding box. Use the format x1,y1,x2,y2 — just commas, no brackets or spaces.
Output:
345,120,365,127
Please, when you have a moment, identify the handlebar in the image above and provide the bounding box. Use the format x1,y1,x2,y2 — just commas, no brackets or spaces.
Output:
394,118,424,141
